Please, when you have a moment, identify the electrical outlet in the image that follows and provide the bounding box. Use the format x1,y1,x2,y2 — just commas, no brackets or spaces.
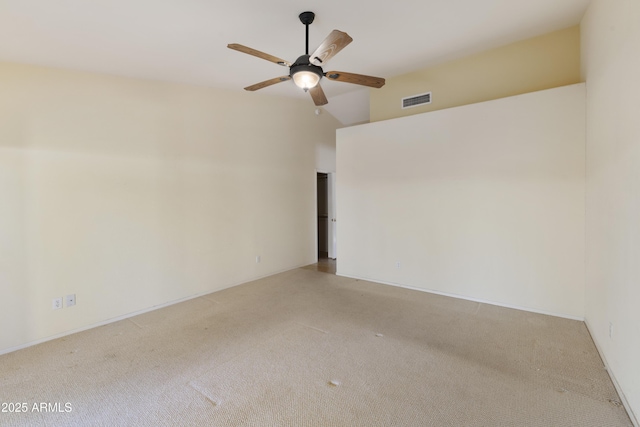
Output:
65,294,76,307
395,261,401,269
52,297,63,310
256,255,261,263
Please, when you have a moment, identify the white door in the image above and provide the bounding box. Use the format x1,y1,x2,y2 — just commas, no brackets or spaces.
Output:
327,172,337,259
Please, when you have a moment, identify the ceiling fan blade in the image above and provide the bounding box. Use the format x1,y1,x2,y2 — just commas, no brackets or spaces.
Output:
228,44,291,67
324,71,385,88
309,30,353,66
309,85,328,106
244,76,291,91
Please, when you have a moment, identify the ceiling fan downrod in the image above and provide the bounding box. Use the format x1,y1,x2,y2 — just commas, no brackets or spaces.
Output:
299,11,315,56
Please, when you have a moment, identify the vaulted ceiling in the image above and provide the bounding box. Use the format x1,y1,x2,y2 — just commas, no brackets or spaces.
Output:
0,0,591,122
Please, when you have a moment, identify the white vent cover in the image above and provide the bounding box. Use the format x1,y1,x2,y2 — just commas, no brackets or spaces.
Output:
402,92,432,109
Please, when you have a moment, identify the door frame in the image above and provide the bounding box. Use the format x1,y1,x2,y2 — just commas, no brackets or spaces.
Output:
315,169,337,260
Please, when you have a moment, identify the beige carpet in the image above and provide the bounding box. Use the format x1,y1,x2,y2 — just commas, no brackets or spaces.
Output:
0,267,633,426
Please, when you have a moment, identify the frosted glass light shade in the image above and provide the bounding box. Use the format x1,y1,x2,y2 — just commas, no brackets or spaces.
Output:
292,70,321,90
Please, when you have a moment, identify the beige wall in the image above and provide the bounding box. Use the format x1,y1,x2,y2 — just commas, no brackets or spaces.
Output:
370,26,581,122
0,62,340,354
338,84,586,319
582,0,640,422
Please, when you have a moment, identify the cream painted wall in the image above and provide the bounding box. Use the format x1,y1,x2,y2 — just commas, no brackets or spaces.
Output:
582,0,640,422
370,26,581,123
315,140,336,173
337,84,585,319
0,62,340,354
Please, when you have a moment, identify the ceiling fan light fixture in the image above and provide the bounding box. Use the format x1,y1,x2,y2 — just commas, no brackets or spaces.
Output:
290,54,323,91
292,70,321,90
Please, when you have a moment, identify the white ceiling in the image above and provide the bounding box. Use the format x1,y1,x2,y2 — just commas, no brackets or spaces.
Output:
0,0,591,120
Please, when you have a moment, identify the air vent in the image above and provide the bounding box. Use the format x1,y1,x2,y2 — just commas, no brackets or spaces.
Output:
402,92,432,109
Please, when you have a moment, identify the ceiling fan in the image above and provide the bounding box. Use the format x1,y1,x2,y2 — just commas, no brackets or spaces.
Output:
227,11,385,106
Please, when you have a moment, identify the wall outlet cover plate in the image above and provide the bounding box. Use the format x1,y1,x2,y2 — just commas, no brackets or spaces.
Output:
65,294,76,307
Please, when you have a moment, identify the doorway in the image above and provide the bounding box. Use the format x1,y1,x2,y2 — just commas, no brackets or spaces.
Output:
317,173,329,259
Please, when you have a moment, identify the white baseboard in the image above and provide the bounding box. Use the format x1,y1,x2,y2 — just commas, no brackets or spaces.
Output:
336,271,584,321
336,271,637,425
584,319,639,427
0,262,311,357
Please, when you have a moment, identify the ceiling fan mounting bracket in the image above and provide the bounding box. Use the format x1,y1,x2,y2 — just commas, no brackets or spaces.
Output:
299,11,315,26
